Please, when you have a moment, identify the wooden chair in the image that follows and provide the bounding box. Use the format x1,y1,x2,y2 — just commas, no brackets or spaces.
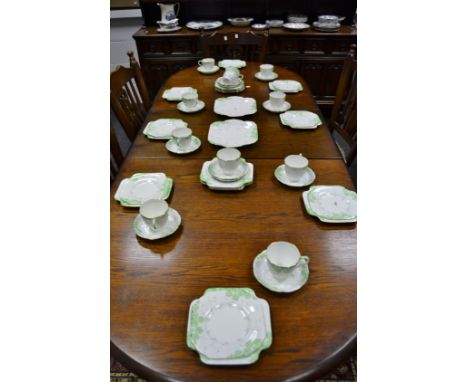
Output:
329,45,357,166
200,31,269,62
110,51,151,141
110,121,124,182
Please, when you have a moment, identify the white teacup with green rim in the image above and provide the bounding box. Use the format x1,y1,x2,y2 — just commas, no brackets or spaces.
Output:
216,147,242,173
259,63,274,77
221,67,244,85
140,199,169,231
172,127,192,149
269,91,286,108
182,92,198,108
266,241,309,277
198,57,215,70
284,154,309,181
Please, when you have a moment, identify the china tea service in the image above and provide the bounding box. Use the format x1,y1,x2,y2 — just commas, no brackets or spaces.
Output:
133,199,182,240
254,63,278,81
274,154,316,187
165,127,201,154
208,148,248,182
197,58,219,74
263,91,291,113
177,92,205,113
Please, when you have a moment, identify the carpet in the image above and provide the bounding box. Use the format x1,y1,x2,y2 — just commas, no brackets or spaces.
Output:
110,353,356,382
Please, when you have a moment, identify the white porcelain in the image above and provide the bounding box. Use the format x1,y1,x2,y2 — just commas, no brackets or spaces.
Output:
171,127,192,149
197,65,220,74
215,79,245,93
283,22,310,31
251,23,267,30
133,208,181,240
208,119,258,148
177,100,205,113
198,57,215,70
216,147,241,172
268,91,285,108
266,241,303,268
318,15,339,24
182,92,198,108
157,2,179,22
200,161,254,190
262,99,291,113
143,118,188,139
259,63,274,77
218,59,247,69
253,251,309,293
254,71,279,81
228,17,253,27
139,199,169,230
221,71,243,86
208,158,248,182
187,288,272,365
279,110,322,129
165,136,201,154
313,21,340,32
284,154,309,181
288,14,308,23
269,80,303,93
302,185,357,223
214,96,257,117
114,173,173,207
156,19,179,31
156,26,182,33
186,20,223,30
266,19,284,27
162,87,197,101
274,164,315,187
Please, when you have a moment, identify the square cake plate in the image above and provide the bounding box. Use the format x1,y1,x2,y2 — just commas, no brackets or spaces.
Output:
114,173,173,207
214,96,257,117
162,87,197,101
279,110,322,129
143,119,188,140
200,161,254,191
218,59,247,69
208,119,258,148
269,80,303,93
302,185,357,223
187,288,272,365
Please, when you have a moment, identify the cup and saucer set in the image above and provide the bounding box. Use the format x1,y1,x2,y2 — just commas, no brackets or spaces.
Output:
215,67,245,93
274,154,316,188
177,91,205,113
197,58,220,74
133,199,182,240
263,90,291,113
253,241,310,293
165,126,201,154
200,148,254,191
254,63,279,81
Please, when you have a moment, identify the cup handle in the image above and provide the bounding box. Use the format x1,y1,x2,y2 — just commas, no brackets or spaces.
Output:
301,256,310,264
198,60,203,66
239,74,244,80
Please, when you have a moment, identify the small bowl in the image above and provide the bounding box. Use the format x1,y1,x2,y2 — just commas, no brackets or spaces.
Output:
228,17,254,27
251,23,267,30
318,15,339,24
288,14,308,23
266,19,284,27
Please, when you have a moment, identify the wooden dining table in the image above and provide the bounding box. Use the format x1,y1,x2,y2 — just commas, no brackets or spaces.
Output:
110,63,356,382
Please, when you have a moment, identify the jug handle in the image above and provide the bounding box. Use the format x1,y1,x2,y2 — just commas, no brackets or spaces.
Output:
175,2,180,17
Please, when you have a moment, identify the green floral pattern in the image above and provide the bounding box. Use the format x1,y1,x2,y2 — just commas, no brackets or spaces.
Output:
305,186,357,221
205,287,254,300
187,300,204,349
117,177,173,206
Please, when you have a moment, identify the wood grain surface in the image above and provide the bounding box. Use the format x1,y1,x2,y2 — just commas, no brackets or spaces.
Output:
111,64,356,382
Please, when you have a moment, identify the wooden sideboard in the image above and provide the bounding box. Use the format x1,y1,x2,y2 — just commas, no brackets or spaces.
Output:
133,25,357,113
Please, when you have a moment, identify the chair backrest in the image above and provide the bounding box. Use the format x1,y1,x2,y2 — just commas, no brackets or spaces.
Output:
110,121,124,182
110,51,151,141
200,31,269,62
329,45,357,166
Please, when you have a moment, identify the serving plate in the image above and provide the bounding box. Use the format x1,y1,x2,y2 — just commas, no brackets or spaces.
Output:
218,59,247,69
200,161,254,191
186,20,223,30
143,118,188,140
279,110,321,129
162,87,197,101
269,80,303,93
302,185,357,223
283,22,310,31
114,173,173,207
187,288,272,365
214,96,257,117
208,119,258,148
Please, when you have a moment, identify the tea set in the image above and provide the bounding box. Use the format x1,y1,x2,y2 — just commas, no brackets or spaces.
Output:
274,154,316,187
263,90,291,113
176,91,205,113
254,64,278,81
313,15,344,32
133,199,182,240
165,127,201,154
197,58,219,74
215,67,245,93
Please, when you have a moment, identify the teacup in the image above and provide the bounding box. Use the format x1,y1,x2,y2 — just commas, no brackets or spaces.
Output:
259,64,274,77
182,92,198,108
157,19,178,29
284,154,309,181
269,91,286,108
172,127,192,149
266,241,309,277
216,147,241,173
221,68,243,85
198,58,215,70
140,199,169,230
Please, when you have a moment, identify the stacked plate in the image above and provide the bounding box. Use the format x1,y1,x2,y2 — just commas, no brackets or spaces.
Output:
215,77,245,93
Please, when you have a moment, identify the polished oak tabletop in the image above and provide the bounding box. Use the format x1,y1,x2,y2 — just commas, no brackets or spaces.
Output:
111,64,356,382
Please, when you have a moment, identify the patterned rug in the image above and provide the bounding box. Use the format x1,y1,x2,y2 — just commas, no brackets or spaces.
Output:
110,353,356,382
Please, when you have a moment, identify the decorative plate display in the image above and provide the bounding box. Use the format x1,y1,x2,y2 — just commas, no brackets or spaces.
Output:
279,110,322,129
208,119,258,148
283,22,310,31
200,161,254,191
218,59,247,69
187,288,272,365
162,87,197,101
114,173,173,207
253,251,309,293
143,119,188,140
186,20,223,30
214,96,257,117
269,80,303,93
302,185,357,223
133,208,181,240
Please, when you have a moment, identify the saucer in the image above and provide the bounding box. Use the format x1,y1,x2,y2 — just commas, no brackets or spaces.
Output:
156,26,182,33
208,158,248,182
197,65,220,74
274,164,316,187
254,72,279,81
177,100,205,113
133,208,182,240
253,251,309,293
262,100,291,113
165,136,201,154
